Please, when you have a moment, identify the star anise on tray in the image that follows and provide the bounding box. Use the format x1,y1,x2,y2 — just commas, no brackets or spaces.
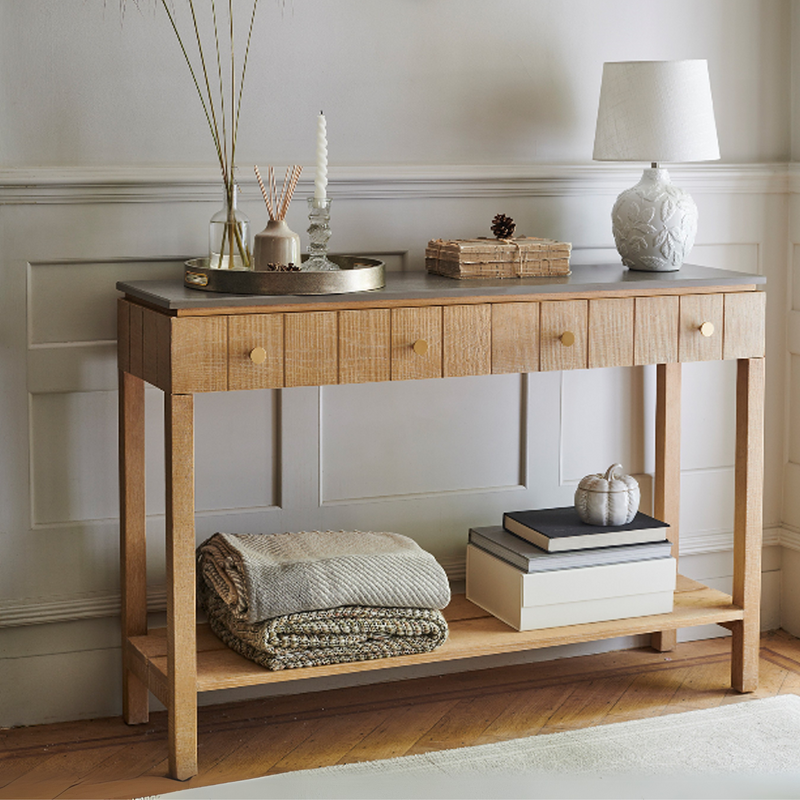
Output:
263,262,301,272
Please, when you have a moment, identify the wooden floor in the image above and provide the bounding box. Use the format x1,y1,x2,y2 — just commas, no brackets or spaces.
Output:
2,630,800,800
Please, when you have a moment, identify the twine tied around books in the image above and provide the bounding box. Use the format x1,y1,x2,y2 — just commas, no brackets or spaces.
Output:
509,238,525,277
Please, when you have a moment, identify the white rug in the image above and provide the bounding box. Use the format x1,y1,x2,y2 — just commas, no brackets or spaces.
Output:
165,695,800,799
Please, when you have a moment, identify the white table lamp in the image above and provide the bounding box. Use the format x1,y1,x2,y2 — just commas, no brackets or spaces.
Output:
593,60,719,271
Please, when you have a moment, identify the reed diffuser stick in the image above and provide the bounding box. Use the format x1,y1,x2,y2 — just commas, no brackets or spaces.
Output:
277,165,291,219
269,167,277,217
281,166,302,219
254,165,270,206
254,164,303,221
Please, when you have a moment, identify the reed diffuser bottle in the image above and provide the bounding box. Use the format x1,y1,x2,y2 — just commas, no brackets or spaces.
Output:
253,165,303,270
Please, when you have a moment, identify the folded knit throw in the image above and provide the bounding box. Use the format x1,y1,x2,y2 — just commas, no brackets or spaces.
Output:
199,580,449,671
197,530,451,623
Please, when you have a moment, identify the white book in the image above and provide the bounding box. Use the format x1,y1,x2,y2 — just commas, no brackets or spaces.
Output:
466,544,676,631
466,544,676,606
514,592,675,631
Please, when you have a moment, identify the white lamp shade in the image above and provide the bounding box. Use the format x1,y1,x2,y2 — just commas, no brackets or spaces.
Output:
593,60,720,163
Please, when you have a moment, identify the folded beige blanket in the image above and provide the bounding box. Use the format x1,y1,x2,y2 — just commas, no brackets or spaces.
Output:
199,579,449,671
197,530,451,623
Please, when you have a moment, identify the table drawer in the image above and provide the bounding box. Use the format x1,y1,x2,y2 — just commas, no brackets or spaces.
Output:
444,304,491,378
285,311,338,387
588,297,634,369
679,294,723,362
492,302,539,374
169,315,228,394
391,306,443,381
123,303,228,393
339,308,391,384
723,292,766,359
540,300,588,371
634,296,679,365
228,314,284,391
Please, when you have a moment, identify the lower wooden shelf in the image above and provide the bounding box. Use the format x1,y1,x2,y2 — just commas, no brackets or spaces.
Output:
126,575,743,707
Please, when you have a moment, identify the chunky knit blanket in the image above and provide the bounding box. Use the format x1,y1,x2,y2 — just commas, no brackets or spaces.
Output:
199,580,449,671
197,530,451,623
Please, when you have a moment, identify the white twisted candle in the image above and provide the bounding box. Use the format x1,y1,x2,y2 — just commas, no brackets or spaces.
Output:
314,111,328,203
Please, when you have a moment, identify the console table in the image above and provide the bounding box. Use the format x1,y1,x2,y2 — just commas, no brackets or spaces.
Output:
117,264,765,780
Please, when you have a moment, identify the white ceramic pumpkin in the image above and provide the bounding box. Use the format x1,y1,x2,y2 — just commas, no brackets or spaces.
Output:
574,464,640,526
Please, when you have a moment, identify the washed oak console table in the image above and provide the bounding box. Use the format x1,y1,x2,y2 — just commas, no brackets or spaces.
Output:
117,264,766,780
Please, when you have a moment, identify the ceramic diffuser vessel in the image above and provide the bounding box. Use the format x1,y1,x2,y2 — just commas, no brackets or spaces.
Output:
254,219,301,270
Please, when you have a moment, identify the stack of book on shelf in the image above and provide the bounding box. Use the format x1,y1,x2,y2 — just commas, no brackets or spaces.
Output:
466,506,676,631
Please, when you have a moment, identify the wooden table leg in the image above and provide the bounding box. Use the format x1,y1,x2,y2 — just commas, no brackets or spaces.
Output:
119,369,149,724
731,357,764,692
165,393,198,780
651,362,681,652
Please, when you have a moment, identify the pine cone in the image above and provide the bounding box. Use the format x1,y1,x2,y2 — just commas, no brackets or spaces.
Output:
491,213,516,240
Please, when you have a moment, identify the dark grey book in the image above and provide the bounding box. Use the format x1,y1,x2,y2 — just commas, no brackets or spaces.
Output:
470,525,673,573
502,507,669,552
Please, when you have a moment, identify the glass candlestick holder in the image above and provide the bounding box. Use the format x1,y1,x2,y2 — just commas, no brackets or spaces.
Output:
303,197,339,271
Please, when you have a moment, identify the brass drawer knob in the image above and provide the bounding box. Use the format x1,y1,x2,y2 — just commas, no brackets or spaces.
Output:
413,339,429,356
699,321,715,338
560,331,576,347
249,346,268,365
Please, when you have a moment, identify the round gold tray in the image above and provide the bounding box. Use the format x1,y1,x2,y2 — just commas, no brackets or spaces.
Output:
184,255,385,295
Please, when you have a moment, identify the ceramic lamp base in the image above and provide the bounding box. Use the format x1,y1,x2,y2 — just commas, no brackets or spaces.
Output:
611,167,698,272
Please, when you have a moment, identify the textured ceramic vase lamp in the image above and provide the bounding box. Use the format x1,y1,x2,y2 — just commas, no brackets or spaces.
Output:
593,60,720,272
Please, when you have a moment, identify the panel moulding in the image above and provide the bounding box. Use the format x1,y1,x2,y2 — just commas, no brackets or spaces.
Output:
0,556,467,628
788,309,800,355
0,164,788,206
0,586,167,629
317,484,528,507
318,376,528,504
558,367,647,487
2,532,786,629
28,383,282,527
781,527,800,553
27,505,286,532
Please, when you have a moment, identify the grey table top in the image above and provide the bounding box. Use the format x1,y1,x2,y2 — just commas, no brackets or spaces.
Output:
117,263,765,311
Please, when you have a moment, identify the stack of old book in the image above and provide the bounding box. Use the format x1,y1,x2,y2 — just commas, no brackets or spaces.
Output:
466,507,676,631
425,236,571,279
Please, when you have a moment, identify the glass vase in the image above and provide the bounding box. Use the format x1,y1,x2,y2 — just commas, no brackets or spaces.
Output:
209,184,252,270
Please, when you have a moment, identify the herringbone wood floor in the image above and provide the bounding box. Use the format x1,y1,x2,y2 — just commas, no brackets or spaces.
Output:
2,630,800,800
